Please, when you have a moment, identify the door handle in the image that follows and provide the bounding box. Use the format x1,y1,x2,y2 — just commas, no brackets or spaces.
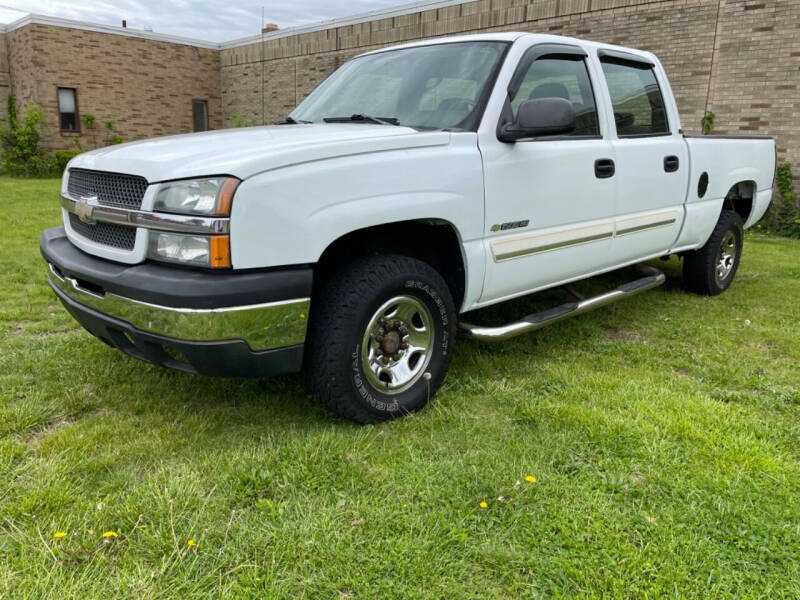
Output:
664,155,680,173
594,158,615,179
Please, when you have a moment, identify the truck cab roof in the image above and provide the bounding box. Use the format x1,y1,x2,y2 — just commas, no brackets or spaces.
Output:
357,31,658,65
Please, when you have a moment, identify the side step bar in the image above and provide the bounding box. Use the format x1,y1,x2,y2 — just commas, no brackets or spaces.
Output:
458,264,665,342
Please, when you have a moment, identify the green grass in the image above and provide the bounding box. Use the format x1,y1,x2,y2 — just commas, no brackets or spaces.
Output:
1,176,799,598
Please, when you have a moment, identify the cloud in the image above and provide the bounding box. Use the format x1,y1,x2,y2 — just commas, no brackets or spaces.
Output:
0,0,413,42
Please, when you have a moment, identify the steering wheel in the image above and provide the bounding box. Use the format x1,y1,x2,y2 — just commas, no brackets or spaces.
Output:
438,98,476,113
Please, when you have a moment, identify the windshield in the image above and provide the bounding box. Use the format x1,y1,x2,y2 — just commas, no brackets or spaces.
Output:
290,41,508,130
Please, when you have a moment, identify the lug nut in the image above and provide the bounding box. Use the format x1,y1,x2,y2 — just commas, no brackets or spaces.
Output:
382,356,391,364
392,353,401,361
400,342,408,350
376,335,384,343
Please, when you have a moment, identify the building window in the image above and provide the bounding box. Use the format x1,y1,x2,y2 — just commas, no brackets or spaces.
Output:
193,100,209,132
58,87,79,132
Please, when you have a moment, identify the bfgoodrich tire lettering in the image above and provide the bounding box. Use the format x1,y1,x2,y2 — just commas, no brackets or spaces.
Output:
309,254,456,424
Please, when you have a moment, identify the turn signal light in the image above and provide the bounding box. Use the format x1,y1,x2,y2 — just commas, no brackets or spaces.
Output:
210,235,231,269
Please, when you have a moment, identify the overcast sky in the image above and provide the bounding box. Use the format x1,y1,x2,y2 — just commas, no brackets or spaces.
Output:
0,0,416,42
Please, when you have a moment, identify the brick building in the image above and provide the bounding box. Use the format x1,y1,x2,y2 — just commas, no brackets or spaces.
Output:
0,15,221,151
0,0,797,169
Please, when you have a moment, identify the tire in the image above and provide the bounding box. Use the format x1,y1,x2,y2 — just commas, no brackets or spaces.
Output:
683,209,744,296
308,254,456,424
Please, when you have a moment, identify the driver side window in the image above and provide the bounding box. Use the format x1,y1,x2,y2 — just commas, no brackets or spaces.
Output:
511,56,600,136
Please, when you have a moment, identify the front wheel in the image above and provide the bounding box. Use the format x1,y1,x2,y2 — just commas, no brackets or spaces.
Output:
683,209,744,296
308,255,456,424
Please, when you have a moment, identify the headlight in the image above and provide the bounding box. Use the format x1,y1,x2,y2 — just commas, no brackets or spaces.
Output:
154,177,239,216
147,232,231,269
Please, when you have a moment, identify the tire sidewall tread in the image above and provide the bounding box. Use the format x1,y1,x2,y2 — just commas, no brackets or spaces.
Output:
683,209,744,296
308,254,456,424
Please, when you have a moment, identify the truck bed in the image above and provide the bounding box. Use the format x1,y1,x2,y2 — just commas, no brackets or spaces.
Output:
683,134,776,229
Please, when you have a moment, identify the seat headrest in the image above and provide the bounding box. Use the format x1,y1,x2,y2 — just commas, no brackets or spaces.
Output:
528,82,570,101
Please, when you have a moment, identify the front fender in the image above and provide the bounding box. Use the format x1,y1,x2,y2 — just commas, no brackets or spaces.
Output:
229,134,484,270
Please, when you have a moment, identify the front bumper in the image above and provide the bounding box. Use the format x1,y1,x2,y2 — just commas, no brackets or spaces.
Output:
41,226,312,377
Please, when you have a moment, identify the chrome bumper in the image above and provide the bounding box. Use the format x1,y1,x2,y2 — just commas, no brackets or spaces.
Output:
47,263,310,352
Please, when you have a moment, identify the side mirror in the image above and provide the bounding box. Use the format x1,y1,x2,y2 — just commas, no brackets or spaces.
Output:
499,98,576,142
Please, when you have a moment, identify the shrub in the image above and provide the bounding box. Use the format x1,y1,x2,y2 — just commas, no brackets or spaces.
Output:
54,149,82,173
102,120,125,145
227,113,257,128
701,111,715,135
0,95,59,177
81,113,99,147
758,163,800,238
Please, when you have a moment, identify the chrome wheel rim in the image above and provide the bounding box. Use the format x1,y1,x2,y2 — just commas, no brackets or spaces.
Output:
716,230,737,283
360,295,434,394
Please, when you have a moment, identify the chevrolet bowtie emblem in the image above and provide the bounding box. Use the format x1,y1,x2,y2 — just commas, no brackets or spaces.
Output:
75,195,97,224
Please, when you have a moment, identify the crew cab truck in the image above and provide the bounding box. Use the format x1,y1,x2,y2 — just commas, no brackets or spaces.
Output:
41,33,776,424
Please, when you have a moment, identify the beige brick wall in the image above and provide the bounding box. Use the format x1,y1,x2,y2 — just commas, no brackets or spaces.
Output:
220,0,797,171
6,27,37,116
708,0,800,164
6,24,221,151
0,34,10,116
219,0,720,128
5,1,797,172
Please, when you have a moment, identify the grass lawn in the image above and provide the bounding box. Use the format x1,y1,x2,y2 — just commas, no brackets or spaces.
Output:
1,176,799,599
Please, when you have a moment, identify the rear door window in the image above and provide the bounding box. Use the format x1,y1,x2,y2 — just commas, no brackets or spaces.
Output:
600,58,669,137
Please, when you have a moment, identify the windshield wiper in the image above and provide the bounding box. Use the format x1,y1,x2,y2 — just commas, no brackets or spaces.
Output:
280,116,312,124
323,114,400,126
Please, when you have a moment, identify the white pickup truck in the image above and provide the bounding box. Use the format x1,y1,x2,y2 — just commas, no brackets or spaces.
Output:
41,32,776,423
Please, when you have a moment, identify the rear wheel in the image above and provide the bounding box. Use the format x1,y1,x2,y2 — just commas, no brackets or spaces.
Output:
308,254,456,424
683,209,744,296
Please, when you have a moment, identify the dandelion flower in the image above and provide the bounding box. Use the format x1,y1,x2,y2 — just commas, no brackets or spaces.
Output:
53,531,67,539
479,501,488,509
102,531,118,538
187,539,197,547
525,475,537,483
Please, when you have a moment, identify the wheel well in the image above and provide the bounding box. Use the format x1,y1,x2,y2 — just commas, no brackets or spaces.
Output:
313,220,466,309
723,181,755,224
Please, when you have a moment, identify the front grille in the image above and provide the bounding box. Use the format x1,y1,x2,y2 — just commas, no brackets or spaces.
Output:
68,169,148,210
68,213,137,250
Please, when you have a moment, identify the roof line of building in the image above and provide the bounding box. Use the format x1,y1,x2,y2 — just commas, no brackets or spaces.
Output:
0,13,221,49
219,0,467,49
0,0,468,50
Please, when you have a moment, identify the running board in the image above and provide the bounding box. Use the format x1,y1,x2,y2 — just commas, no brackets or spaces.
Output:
458,264,665,342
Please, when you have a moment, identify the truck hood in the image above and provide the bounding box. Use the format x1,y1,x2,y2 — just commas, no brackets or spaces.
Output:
68,124,452,182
